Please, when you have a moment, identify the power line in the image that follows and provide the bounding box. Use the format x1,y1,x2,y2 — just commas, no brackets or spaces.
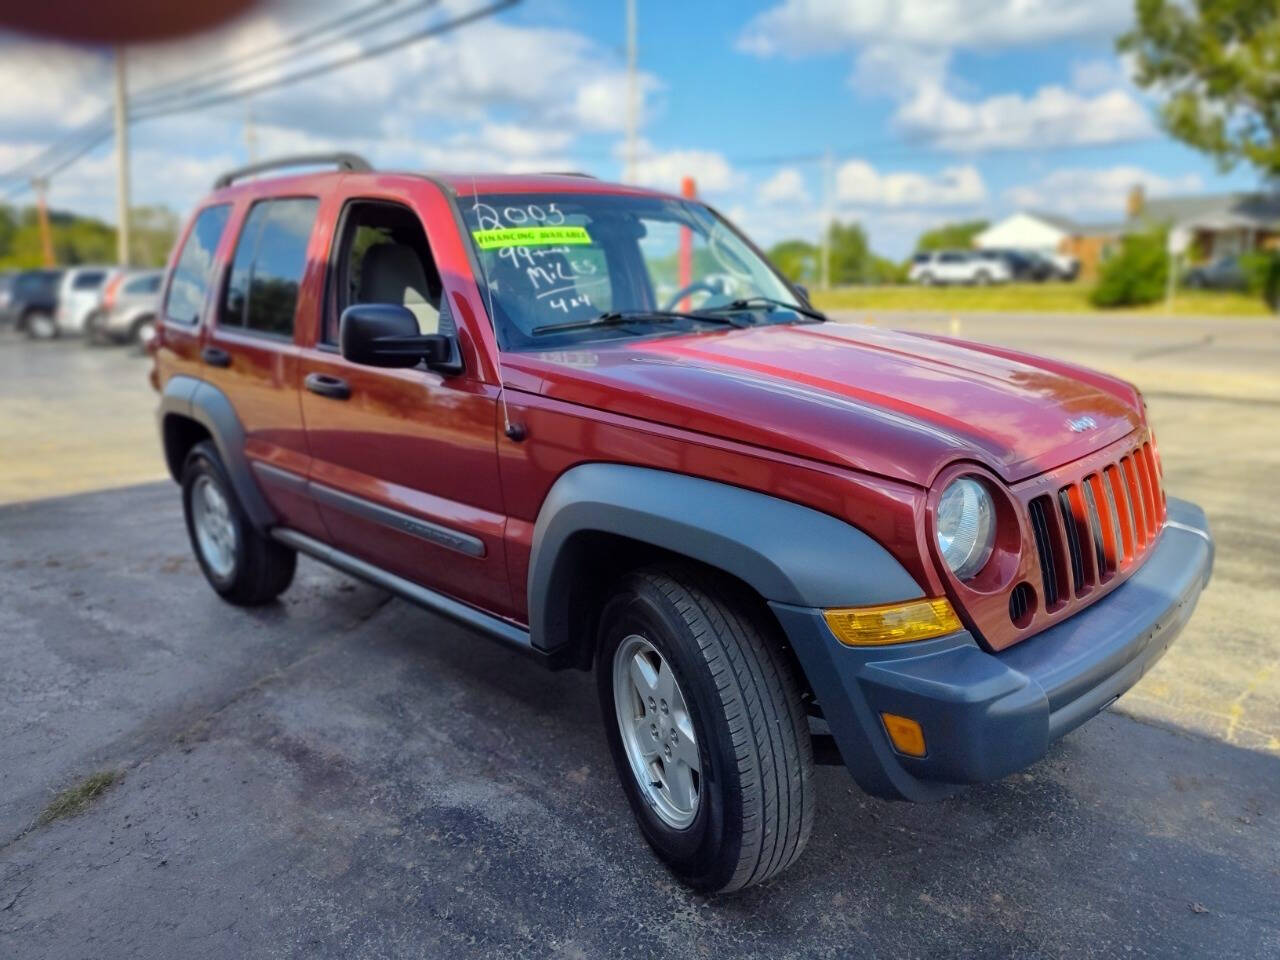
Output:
2,0,519,198
132,0,444,111
1,0,440,185
131,0,517,123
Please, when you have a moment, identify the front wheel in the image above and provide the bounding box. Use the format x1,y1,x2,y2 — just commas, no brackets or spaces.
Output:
597,566,814,893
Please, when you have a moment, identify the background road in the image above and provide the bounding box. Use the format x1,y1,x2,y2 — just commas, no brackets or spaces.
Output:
1,315,1277,958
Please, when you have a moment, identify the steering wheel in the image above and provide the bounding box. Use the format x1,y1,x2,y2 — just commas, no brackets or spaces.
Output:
661,281,722,312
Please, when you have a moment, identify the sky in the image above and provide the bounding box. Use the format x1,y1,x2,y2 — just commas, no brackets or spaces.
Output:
0,0,1264,258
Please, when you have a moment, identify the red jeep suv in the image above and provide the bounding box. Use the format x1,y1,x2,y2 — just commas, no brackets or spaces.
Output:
153,154,1213,893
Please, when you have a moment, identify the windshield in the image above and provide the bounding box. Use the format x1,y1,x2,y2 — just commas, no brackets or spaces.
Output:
461,192,807,349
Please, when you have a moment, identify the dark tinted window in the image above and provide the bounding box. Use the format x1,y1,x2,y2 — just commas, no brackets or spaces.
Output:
72,270,106,290
166,204,230,324
222,198,317,337
16,271,59,294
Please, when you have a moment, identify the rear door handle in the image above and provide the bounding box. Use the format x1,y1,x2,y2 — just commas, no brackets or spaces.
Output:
304,372,351,400
201,346,232,368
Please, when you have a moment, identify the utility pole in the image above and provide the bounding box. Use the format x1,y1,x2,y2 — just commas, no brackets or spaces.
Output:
624,0,637,183
245,99,258,164
31,177,54,267
113,46,132,266
820,147,833,291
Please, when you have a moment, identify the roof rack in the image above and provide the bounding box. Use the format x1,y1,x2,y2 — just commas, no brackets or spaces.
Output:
542,171,597,178
213,152,372,189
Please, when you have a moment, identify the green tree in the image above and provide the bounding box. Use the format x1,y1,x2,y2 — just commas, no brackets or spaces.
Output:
1090,226,1169,307
914,220,988,252
767,239,818,285
1120,0,1280,176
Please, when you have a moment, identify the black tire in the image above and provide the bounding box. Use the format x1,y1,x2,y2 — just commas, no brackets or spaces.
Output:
596,565,814,893
181,441,295,605
130,314,157,347
24,310,57,340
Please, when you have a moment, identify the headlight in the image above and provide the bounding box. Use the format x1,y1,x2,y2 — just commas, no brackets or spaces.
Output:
936,477,996,580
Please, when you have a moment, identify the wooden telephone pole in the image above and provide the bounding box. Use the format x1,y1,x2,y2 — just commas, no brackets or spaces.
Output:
31,177,54,266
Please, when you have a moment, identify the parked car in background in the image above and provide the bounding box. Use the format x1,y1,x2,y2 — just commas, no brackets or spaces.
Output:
909,250,1011,285
1183,254,1246,291
0,268,62,336
1044,251,1080,281
86,268,164,346
977,249,1054,282
52,266,111,337
0,272,13,316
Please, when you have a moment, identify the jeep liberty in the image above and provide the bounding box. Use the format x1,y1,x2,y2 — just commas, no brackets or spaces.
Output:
153,154,1214,892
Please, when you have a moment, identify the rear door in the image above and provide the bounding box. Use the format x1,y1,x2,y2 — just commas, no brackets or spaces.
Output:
295,181,512,618
200,196,327,539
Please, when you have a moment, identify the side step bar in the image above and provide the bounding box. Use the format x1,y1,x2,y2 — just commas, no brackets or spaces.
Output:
271,528,542,660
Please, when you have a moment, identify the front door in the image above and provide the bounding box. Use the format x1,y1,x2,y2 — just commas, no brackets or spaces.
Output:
297,191,511,618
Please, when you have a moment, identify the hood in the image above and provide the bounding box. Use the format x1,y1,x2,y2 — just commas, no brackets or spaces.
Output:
507,322,1143,487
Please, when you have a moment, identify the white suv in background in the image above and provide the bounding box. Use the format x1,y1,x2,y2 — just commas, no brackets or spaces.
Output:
908,250,1011,286
52,266,111,337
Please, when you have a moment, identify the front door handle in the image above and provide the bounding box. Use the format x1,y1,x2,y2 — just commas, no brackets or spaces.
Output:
304,372,351,400
202,346,232,368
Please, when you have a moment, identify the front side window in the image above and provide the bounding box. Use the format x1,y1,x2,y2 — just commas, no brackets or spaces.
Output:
222,198,318,337
72,271,106,290
166,204,230,325
461,192,806,350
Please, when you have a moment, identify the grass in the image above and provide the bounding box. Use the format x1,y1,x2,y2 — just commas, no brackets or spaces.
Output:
809,283,1273,317
38,770,123,826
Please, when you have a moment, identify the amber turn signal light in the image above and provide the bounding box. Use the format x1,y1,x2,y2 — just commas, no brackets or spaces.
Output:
823,597,961,646
881,713,926,757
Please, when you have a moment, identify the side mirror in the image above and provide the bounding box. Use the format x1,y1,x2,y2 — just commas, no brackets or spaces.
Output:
794,284,811,304
339,303,461,374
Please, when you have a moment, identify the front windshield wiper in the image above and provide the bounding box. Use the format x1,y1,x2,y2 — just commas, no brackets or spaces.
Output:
532,309,747,336
694,296,827,323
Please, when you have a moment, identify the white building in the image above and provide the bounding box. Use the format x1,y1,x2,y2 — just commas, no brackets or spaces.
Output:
973,212,1076,253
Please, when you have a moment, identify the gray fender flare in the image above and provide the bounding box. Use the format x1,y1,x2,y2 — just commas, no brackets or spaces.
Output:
527,463,923,653
158,374,276,530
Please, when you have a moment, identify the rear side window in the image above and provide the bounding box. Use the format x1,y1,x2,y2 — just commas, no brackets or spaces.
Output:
222,198,318,338
72,271,106,289
166,204,231,324
125,274,162,294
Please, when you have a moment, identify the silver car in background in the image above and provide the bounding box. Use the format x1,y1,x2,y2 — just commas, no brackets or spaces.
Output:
86,268,163,346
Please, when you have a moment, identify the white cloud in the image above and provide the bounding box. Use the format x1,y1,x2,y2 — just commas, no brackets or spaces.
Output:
850,43,950,97
1070,58,1130,94
738,0,1131,57
756,167,810,205
835,159,986,207
624,139,743,194
1005,166,1203,216
893,82,1153,150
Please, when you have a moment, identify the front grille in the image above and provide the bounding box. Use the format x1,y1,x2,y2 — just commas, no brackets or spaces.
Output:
1032,441,1166,605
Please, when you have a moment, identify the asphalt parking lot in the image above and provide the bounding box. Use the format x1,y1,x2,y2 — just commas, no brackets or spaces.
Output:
1,318,1278,959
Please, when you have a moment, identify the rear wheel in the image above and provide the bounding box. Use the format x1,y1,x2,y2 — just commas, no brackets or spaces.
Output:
597,566,814,893
130,315,157,347
182,441,296,605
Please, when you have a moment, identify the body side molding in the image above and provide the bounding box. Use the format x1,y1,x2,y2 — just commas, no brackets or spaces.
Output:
527,463,924,653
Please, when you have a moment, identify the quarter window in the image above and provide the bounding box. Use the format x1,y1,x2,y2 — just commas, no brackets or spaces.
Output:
166,204,231,325
222,198,318,337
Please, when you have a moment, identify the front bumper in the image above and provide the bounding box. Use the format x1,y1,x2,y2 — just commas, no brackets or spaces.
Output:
772,497,1214,802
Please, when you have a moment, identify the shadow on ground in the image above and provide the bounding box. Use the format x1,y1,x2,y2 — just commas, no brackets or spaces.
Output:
1,484,1276,959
